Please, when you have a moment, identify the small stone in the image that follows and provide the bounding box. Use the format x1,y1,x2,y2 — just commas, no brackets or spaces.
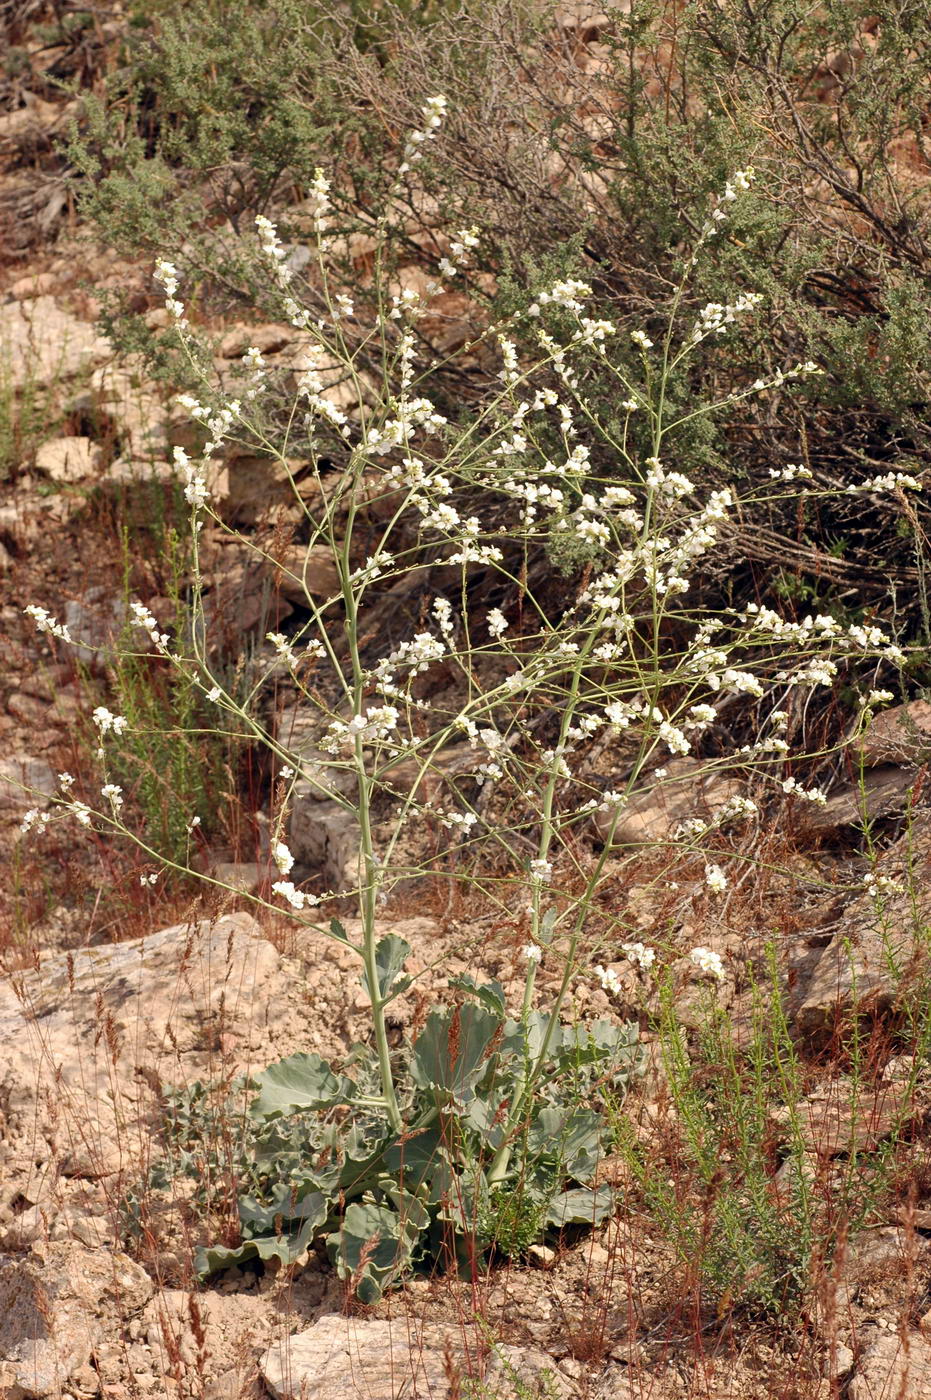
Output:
823,1342,855,1378
527,1243,556,1269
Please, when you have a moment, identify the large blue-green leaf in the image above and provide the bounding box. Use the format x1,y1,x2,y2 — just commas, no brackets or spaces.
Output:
545,1184,615,1228
238,1186,327,1234
195,1210,321,1279
371,933,412,1001
528,1106,605,1177
249,1052,354,1121
382,1126,447,1190
327,1200,421,1303
411,1004,502,1107
448,974,507,1017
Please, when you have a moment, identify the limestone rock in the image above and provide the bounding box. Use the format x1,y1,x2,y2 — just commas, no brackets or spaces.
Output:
261,1312,574,1400
791,883,931,1039
592,757,741,847
273,542,341,603
0,295,110,391
783,1081,913,1156
0,1242,152,1399
63,587,136,666
142,1288,266,1394
0,912,279,1137
835,1226,930,1286
85,360,171,460
858,700,931,767
34,436,104,484
849,1329,931,1400
797,764,917,833
0,754,56,811
290,793,360,889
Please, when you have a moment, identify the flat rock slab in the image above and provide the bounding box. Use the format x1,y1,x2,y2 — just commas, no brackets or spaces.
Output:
0,1242,153,1399
262,1313,574,1400
34,435,104,483
792,1080,913,1156
591,757,740,847
790,825,931,1040
0,295,110,391
0,912,281,1193
0,754,56,812
849,1330,931,1399
858,700,931,766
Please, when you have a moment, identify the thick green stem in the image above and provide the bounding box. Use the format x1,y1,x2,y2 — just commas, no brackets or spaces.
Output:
355,755,403,1135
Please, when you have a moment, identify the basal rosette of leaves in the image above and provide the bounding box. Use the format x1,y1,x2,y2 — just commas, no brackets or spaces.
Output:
194,960,641,1302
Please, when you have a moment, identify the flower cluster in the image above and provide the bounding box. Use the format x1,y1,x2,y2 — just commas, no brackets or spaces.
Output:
24,605,72,644
399,95,448,176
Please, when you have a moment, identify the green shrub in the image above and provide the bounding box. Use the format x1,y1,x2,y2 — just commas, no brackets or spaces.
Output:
67,0,931,650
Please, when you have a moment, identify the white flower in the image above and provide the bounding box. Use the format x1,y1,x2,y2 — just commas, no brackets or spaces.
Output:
272,880,319,911
273,841,295,875
140,872,159,887
101,783,124,811
206,685,222,702
523,943,543,963
69,801,92,827
862,872,904,896
781,777,828,805
186,815,201,834
24,605,73,644
267,632,299,668
631,329,653,350
529,858,553,885
93,706,128,736
19,807,50,836
659,721,691,756
860,689,894,708
487,608,509,638
130,601,169,651
718,796,758,822
704,863,728,894
690,946,725,980
595,964,623,996
622,942,656,972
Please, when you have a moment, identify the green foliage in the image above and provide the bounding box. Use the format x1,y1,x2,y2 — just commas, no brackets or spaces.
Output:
67,0,931,632
618,946,915,1319
619,962,816,1315
106,532,236,861
170,986,640,1300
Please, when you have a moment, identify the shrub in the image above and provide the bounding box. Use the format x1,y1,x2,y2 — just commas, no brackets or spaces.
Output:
21,118,919,1300
66,0,931,654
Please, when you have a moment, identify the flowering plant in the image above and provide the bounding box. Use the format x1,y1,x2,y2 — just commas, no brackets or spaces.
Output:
21,100,915,1289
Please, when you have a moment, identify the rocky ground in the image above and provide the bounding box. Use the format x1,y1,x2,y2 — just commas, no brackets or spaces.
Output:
4,6,931,1399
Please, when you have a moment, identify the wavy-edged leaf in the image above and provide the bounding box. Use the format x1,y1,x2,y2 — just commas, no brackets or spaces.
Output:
448,974,507,1017
382,1125,447,1190
327,1200,420,1303
545,1183,615,1228
195,1213,318,1279
249,1052,354,1121
371,933,412,1001
540,905,559,946
411,1003,501,1107
238,1186,327,1235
